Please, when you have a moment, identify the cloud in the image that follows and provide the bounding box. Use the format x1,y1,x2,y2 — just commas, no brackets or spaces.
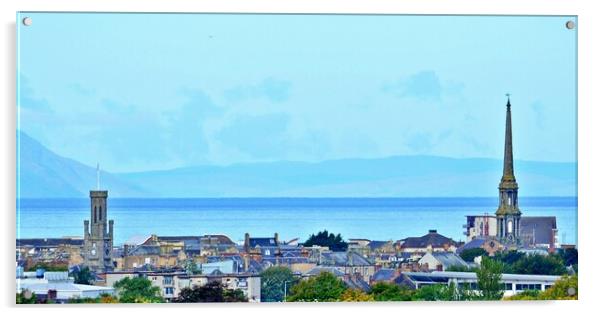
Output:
224,78,292,103
384,70,443,101
18,76,53,112
215,113,290,159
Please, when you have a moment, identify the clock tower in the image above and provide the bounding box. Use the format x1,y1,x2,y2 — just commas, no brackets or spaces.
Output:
83,165,114,272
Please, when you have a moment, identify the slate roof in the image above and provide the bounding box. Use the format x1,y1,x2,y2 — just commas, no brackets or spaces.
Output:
368,241,390,251
401,231,456,248
456,238,488,254
127,245,161,256
321,252,372,266
344,276,371,292
520,216,557,246
200,235,236,245
249,237,278,247
305,266,345,277
426,252,469,268
372,268,397,282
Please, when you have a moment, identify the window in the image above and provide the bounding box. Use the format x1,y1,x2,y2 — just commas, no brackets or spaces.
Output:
165,287,174,295
163,277,173,285
505,283,513,290
93,206,97,223
99,206,102,221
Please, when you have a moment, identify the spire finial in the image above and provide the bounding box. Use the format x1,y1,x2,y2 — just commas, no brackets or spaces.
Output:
506,93,511,107
96,163,100,190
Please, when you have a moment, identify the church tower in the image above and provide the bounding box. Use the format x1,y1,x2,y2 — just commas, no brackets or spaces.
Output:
495,96,521,243
83,165,114,272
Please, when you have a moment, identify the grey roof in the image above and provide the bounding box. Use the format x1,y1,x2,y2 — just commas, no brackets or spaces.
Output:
344,276,371,292
456,238,488,254
372,269,397,282
305,266,345,277
428,252,469,268
321,252,372,266
401,231,457,249
368,241,390,251
127,245,161,256
249,237,278,247
520,216,557,246
404,271,562,282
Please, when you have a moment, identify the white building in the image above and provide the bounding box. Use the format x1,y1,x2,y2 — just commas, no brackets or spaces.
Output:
401,271,561,297
16,270,114,302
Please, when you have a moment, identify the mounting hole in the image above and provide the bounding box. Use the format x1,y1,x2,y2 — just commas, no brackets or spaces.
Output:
22,17,32,26
565,20,575,30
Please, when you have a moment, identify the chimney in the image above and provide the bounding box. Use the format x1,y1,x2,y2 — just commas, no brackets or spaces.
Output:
274,232,279,245
429,229,437,234
244,233,250,252
243,255,250,272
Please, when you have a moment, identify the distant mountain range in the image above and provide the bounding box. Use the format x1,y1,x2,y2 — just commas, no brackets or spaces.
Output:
16,131,577,198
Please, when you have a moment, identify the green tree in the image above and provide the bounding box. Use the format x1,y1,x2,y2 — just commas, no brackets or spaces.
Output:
260,266,297,302
340,288,374,301
287,272,347,302
174,281,248,302
539,274,577,300
412,284,455,301
476,256,504,300
446,265,477,272
16,291,37,304
113,277,164,303
511,254,566,275
369,282,413,301
303,230,348,251
71,266,94,285
557,248,578,266
459,248,487,263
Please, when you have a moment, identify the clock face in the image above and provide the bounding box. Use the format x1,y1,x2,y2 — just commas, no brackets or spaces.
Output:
91,249,96,256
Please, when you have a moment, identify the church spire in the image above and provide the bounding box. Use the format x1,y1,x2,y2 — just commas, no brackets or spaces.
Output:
502,94,516,182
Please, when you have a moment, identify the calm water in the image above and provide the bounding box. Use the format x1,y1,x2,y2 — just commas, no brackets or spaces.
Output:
16,197,578,246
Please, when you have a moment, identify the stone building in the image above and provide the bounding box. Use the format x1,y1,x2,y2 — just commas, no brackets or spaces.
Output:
495,97,522,244
83,189,114,272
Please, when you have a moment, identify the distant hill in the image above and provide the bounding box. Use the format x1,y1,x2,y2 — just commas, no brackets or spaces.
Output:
17,131,576,198
118,156,576,198
17,131,148,198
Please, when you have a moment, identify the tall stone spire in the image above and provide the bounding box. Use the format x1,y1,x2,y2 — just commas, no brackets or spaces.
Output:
501,96,517,185
496,95,521,243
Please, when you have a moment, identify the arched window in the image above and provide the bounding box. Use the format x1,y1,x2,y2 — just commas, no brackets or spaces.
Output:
93,206,97,223
508,220,513,233
99,206,102,221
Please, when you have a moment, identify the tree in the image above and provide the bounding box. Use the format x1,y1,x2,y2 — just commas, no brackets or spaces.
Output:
459,248,487,263
260,266,297,302
369,282,413,301
511,254,566,275
412,284,456,301
287,272,347,302
493,250,524,272
71,266,94,285
558,248,578,266
113,277,164,303
446,265,477,272
504,290,540,301
340,289,374,302
174,281,248,303
16,291,36,304
303,230,348,252
539,274,578,300
476,256,504,300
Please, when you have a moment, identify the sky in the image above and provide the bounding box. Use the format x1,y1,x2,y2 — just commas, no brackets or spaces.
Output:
17,13,577,173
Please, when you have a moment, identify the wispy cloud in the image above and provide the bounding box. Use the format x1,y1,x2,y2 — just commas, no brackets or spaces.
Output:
224,78,292,103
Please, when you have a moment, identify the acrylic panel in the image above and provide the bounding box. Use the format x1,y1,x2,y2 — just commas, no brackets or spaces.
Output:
16,12,577,303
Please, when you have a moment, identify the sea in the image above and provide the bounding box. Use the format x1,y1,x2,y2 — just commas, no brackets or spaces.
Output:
16,197,578,246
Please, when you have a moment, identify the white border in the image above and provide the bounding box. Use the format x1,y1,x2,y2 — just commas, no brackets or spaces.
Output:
2,1,600,315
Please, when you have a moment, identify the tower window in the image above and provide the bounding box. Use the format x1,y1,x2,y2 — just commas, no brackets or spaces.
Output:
99,206,102,221
94,206,97,223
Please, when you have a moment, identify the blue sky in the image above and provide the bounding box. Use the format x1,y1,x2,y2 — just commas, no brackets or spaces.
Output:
17,13,577,173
